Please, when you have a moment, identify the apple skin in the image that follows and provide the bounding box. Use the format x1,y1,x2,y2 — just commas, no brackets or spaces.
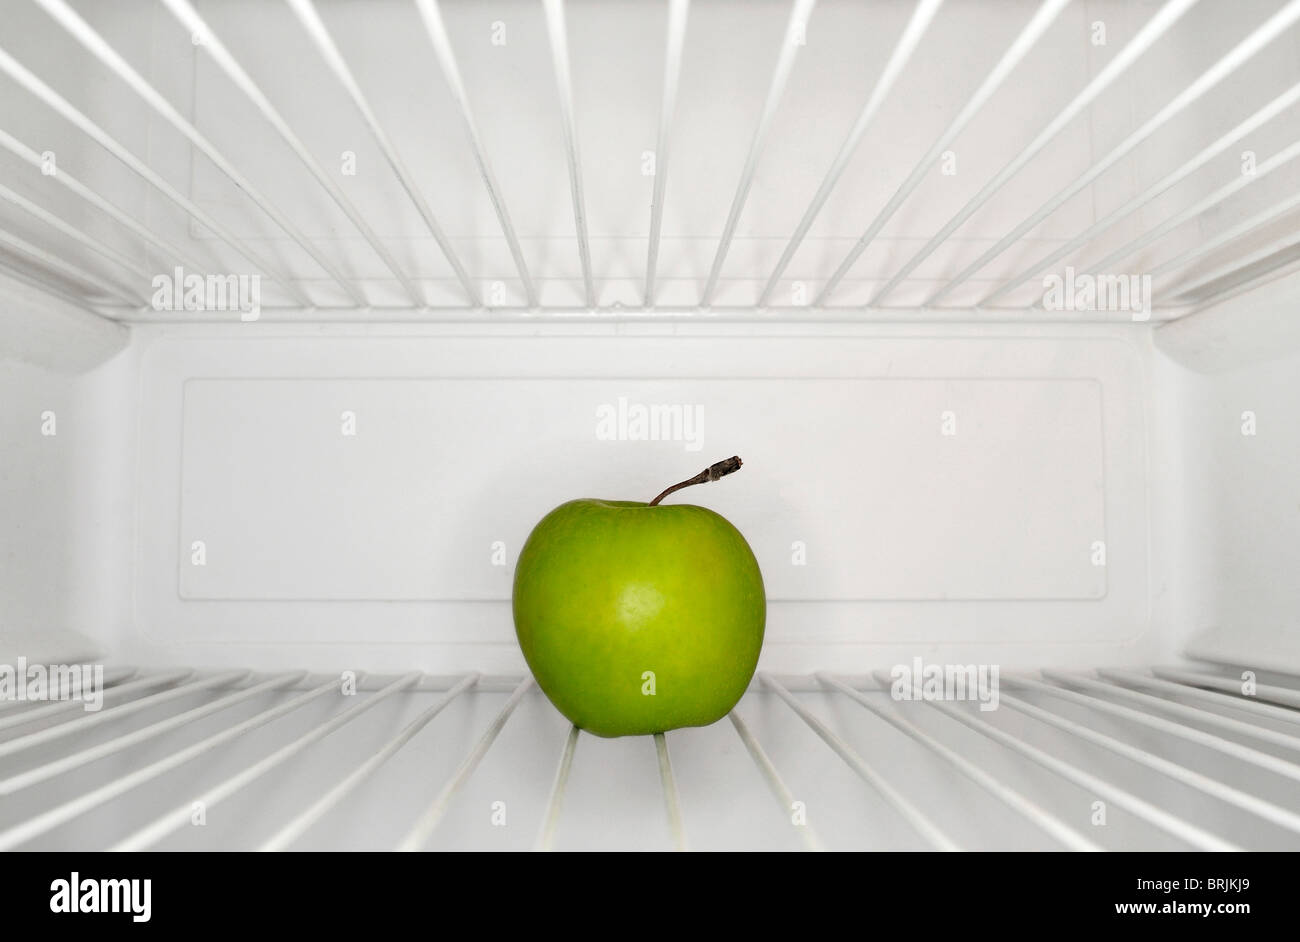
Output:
512,498,765,737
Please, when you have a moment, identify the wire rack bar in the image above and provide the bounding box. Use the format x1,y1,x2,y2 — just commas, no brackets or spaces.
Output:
927,0,1300,306
761,672,959,850
654,731,688,851
1168,229,1300,302
979,81,1300,306
819,673,1100,851
0,674,342,852
1101,669,1300,728
415,0,536,308
158,0,423,306
0,182,152,281
286,0,478,305
870,0,1200,306
112,672,424,851
0,128,212,275
756,0,945,307
259,673,479,851
541,0,594,309
644,0,690,308
816,0,1071,306
1016,673,1300,786
534,724,580,852
0,669,247,760
34,0,367,307
1042,670,1300,752
1149,186,1300,281
1069,137,1300,282
0,45,311,306
0,255,119,312
728,710,825,851
869,672,1239,850
397,676,534,851
0,669,191,734
996,686,1300,836
0,225,141,306
0,672,302,798
700,0,817,308
0,666,136,711
1150,667,1300,710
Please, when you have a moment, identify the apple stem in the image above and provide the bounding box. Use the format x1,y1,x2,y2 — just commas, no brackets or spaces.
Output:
648,456,744,506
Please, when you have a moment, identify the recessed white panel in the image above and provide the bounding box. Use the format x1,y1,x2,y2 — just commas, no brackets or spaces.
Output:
178,375,1105,601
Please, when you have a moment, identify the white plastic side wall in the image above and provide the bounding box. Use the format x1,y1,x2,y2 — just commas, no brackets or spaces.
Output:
1155,267,1300,674
0,274,129,664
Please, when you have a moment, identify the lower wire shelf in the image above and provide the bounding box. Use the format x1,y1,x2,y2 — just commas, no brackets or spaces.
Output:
1,666,1299,851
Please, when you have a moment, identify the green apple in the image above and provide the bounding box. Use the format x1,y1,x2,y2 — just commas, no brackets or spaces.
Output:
513,457,765,737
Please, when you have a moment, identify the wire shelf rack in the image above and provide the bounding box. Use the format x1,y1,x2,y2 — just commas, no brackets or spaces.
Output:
0,0,1298,318
3,663,1299,850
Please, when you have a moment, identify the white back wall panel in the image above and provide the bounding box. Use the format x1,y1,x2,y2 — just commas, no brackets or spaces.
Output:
176,375,1106,602
128,322,1153,673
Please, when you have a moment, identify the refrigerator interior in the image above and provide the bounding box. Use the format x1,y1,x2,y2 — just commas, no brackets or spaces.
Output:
1,0,1300,851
